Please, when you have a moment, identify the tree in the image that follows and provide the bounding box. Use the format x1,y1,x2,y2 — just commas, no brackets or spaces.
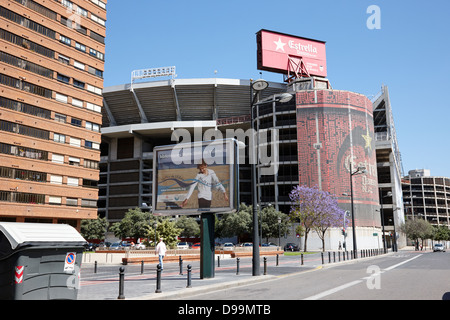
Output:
109,207,153,240
216,203,252,243
260,205,290,243
80,216,108,240
400,218,433,249
312,194,345,252
175,216,200,238
146,218,182,248
289,185,343,252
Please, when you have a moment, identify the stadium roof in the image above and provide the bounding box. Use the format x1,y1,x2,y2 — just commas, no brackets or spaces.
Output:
102,78,286,127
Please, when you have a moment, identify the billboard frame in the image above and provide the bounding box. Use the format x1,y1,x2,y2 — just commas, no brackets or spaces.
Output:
256,29,327,79
152,138,239,216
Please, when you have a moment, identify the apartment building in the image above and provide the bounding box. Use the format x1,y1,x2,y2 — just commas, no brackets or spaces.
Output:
0,0,106,229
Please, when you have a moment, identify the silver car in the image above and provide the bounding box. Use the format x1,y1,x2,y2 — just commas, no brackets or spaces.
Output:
433,243,445,252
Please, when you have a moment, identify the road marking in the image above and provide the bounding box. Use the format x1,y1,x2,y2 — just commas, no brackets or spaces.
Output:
304,254,423,300
304,280,363,300
383,254,422,271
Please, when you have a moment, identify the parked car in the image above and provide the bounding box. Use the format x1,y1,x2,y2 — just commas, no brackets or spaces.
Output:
242,242,253,247
135,243,146,250
222,242,235,250
433,243,445,252
262,242,278,247
191,242,201,249
284,243,299,252
177,242,189,250
110,242,123,250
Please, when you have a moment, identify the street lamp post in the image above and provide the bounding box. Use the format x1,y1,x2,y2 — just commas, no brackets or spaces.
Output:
250,80,293,276
349,163,366,259
250,79,268,276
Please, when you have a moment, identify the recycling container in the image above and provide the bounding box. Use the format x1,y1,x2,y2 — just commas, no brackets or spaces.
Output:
0,222,87,300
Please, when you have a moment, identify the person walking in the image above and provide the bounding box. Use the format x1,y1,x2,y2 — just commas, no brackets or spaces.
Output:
155,238,167,270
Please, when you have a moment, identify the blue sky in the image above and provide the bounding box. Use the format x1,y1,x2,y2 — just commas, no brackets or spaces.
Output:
104,0,450,178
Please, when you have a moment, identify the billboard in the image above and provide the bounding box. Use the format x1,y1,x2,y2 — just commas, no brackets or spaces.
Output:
257,29,327,78
152,139,239,215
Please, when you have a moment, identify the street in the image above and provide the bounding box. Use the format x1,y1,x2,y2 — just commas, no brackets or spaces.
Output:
180,250,450,300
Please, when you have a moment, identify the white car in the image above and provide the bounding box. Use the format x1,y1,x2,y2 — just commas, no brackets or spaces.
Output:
177,242,189,250
433,243,445,252
222,243,235,250
135,243,146,250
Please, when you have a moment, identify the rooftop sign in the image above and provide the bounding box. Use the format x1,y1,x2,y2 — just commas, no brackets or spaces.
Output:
257,29,327,78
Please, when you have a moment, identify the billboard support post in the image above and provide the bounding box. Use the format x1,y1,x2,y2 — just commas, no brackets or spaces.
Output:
200,212,215,279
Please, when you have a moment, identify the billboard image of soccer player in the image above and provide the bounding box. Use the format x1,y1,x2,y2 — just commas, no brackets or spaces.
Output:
152,139,239,215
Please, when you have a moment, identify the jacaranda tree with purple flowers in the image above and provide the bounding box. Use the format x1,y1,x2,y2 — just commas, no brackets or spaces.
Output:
289,185,345,252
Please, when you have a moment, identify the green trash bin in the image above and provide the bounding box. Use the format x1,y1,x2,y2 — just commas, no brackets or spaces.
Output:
0,222,87,300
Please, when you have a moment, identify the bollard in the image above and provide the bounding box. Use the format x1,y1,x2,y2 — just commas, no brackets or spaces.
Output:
186,264,192,288
343,250,346,261
351,250,353,260
141,260,144,274
94,261,97,274
347,251,349,260
328,251,331,263
276,254,279,266
179,257,183,275
321,252,324,264
301,253,304,266
236,258,240,275
263,257,267,275
155,264,162,293
333,251,336,263
217,256,220,267
338,251,341,262
118,267,125,299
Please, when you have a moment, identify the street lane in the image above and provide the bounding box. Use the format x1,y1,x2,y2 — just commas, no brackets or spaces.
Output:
182,251,450,300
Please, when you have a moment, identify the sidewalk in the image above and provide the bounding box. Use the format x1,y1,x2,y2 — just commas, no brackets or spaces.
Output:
78,249,400,300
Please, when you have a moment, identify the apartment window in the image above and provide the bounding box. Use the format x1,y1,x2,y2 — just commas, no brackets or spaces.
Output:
89,48,104,61
54,133,66,144
72,98,83,108
84,159,99,170
81,199,97,207
59,35,71,46
54,113,66,123
88,66,103,78
90,14,106,26
0,29,55,59
69,137,81,147
61,0,73,10
66,198,78,206
51,153,65,164
85,141,99,150
50,175,63,184
57,73,70,84
58,54,70,65
70,118,82,127
68,157,80,166
76,6,88,17
55,93,68,103
0,142,48,160
73,79,85,89
0,97,51,119
86,102,101,113
87,84,102,95
90,0,106,10
73,60,85,70
85,121,100,132
48,196,62,205
67,177,79,186
75,42,86,52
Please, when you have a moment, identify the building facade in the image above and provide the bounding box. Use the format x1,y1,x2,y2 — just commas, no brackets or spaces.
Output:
372,85,406,249
0,0,106,229
402,169,450,228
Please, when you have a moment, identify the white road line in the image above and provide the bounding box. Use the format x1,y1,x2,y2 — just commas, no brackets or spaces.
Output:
383,254,422,271
304,254,423,300
304,280,363,300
